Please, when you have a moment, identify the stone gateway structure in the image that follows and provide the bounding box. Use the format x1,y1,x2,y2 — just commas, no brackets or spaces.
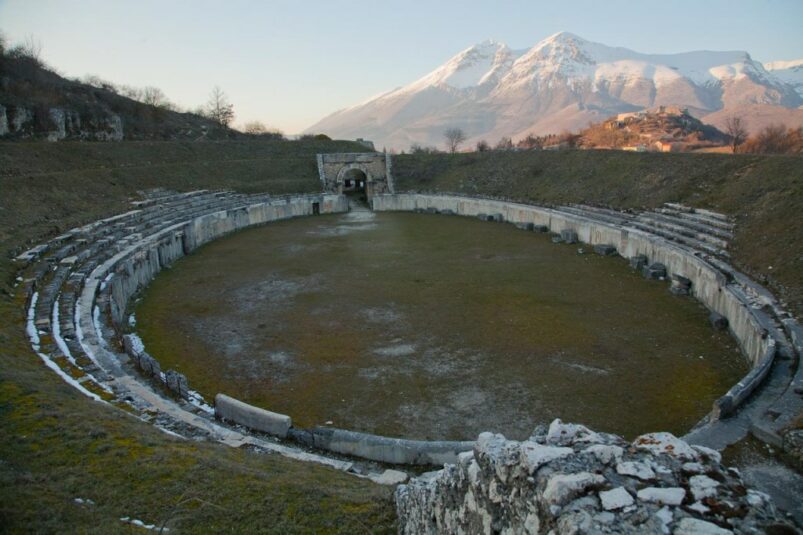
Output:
316,152,394,199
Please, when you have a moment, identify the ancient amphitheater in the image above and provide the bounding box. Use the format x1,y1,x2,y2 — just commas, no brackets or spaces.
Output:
14,153,802,533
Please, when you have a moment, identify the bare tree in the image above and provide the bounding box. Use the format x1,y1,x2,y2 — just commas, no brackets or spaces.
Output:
205,86,235,127
476,139,490,152
495,137,514,151
243,121,267,134
410,143,439,154
142,86,169,107
724,116,748,153
20,34,42,62
742,123,802,154
517,133,543,150
444,128,467,154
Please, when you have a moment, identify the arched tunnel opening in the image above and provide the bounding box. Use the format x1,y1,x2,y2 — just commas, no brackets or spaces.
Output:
341,168,369,206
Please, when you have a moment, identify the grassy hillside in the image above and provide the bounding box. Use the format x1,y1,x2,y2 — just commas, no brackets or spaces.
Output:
0,138,396,533
393,150,803,317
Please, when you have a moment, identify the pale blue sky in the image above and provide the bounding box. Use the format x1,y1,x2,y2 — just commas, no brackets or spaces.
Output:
1,0,801,133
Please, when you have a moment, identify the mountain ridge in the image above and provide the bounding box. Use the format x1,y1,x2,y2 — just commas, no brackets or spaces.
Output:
306,32,803,150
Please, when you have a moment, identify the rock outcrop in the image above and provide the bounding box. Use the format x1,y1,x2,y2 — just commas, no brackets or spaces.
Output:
395,419,792,534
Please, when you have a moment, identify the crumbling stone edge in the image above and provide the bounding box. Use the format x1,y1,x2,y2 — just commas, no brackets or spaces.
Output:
395,419,793,534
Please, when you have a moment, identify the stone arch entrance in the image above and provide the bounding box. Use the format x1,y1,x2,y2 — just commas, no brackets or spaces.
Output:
337,165,371,194
337,166,370,204
317,152,394,201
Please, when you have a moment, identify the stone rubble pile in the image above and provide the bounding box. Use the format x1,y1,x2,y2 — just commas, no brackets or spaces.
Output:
395,419,792,534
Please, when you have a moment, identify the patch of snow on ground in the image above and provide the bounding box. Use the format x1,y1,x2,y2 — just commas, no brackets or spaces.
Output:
155,426,186,439
52,297,77,366
187,390,215,415
127,332,146,355
120,517,168,531
25,292,40,348
373,343,416,357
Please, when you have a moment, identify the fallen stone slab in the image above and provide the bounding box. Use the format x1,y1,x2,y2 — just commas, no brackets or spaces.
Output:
630,254,648,271
709,312,729,331
593,243,617,256
214,393,292,439
643,262,667,280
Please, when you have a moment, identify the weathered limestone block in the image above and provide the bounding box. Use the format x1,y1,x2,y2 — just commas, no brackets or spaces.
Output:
671,274,693,295
215,393,291,438
593,243,617,256
643,262,667,280
138,352,161,378
560,228,579,244
709,312,729,331
165,369,189,399
782,429,803,471
395,420,788,534
122,334,142,358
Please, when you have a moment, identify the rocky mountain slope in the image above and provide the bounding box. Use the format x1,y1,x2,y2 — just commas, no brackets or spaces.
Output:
0,51,241,141
765,59,803,97
306,32,803,150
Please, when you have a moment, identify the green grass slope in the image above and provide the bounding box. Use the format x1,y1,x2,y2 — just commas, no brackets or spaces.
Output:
393,150,803,318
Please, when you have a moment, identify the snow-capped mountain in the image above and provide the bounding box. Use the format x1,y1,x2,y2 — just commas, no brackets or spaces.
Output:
764,59,803,98
305,32,803,150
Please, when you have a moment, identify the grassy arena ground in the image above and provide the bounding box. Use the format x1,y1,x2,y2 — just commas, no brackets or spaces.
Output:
0,140,801,531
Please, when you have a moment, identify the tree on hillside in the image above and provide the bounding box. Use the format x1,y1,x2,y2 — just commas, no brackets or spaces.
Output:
517,134,543,150
410,143,439,154
476,139,490,152
742,124,802,154
495,137,514,151
8,34,43,63
725,116,748,153
205,86,235,127
142,86,169,108
444,128,467,154
242,122,284,138
243,121,267,134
